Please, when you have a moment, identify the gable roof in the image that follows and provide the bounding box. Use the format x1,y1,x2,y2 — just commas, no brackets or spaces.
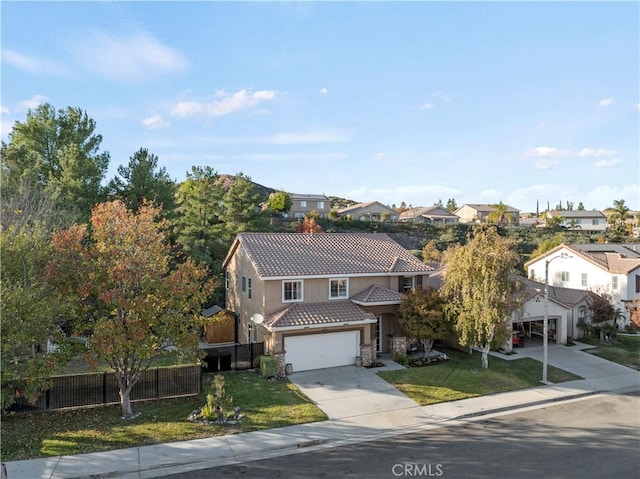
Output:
525,243,640,275
517,276,594,307
337,201,397,215
350,285,403,305
290,193,330,201
223,232,433,279
264,300,377,330
399,206,458,221
547,210,606,219
455,203,520,214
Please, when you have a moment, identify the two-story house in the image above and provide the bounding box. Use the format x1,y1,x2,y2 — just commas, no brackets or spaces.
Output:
525,244,640,328
287,193,331,219
222,232,433,374
544,210,608,233
454,204,520,225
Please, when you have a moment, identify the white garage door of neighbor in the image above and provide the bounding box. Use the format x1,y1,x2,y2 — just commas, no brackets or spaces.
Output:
285,330,360,372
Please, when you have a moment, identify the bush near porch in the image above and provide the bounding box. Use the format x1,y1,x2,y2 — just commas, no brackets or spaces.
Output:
379,347,582,406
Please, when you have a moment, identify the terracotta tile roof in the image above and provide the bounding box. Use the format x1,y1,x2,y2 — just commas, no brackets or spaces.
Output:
265,300,377,329
233,232,433,278
350,285,403,304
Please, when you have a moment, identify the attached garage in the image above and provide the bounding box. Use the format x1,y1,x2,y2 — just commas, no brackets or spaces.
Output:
285,330,360,372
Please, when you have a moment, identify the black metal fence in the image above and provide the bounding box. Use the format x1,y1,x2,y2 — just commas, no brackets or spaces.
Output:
6,364,201,414
202,342,264,372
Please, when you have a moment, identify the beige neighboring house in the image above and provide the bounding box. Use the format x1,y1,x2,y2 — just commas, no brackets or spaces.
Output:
544,210,608,233
399,206,460,224
222,232,433,374
337,201,399,222
454,203,520,225
287,193,331,219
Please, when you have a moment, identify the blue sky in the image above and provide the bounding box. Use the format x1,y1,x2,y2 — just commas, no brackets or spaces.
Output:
2,1,639,213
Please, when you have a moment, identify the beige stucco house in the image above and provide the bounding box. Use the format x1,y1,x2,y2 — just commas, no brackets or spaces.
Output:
398,206,460,224
337,201,399,222
222,232,433,374
454,203,520,225
287,193,331,219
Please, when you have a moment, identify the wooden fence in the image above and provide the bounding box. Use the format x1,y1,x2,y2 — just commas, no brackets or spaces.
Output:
6,364,201,414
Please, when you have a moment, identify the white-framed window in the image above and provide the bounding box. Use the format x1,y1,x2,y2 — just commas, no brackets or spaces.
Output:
403,276,416,292
612,275,619,291
282,280,303,302
561,271,570,282
317,201,325,209
247,278,252,299
300,200,307,208
329,278,348,299
581,273,588,287
592,219,600,225
241,276,247,294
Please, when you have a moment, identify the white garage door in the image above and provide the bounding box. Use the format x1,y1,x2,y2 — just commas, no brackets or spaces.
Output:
285,330,360,372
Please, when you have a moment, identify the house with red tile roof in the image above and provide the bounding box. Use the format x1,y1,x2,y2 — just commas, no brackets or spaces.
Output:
221,232,433,374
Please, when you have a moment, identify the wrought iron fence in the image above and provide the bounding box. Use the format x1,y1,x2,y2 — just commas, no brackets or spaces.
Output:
201,342,264,372
6,364,201,414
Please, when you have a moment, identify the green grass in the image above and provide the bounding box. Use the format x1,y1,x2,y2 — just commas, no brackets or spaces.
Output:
379,348,582,406
0,371,327,462
581,334,640,371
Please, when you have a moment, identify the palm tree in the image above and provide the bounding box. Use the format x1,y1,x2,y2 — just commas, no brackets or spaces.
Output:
487,201,514,226
608,199,631,235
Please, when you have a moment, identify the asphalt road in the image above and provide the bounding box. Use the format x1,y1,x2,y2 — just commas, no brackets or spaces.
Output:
163,391,640,479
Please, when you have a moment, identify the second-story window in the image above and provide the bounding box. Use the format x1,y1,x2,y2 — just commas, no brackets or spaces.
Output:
612,275,619,291
241,276,247,294
403,276,416,292
317,201,325,209
592,219,600,225
300,201,307,208
581,273,588,287
561,271,570,283
248,278,252,299
283,280,303,302
329,278,348,299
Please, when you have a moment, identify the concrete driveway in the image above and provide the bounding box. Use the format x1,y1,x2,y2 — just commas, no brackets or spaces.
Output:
288,365,420,420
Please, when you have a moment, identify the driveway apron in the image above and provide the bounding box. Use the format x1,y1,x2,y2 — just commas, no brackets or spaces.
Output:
288,365,420,420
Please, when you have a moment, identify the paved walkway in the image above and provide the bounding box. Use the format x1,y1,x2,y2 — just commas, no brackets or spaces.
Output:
5,343,639,479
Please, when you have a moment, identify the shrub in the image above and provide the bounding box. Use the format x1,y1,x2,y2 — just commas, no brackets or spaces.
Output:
260,355,278,378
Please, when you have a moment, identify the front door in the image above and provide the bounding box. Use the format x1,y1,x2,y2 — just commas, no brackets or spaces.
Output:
376,316,383,352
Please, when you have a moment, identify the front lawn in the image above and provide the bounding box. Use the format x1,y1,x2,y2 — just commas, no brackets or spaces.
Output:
379,347,582,406
0,371,326,462
581,334,640,371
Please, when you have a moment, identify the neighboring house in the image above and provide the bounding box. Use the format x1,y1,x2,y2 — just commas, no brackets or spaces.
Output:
287,193,331,219
544,210,608,233
525,244,640,328
399,206,459,224
222,232,433,373
337,201,399,222
508,276,599,350
454,204,520,225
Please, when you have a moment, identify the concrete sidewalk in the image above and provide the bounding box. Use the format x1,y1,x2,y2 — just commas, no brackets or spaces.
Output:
5,345,639,479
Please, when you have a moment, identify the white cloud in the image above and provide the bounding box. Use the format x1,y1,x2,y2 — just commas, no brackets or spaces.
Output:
171,89,277,118
74,31,188,83
16,95,48,112
320,87,328,94
142,114,169,130
635,103,640,111
598,98,613,107
526,146,571,159
594,158,621,168
1,48,68,75
420,103,434,110
579,148,617,157
432,90,452,102
1,106,9,115
533,159,560,170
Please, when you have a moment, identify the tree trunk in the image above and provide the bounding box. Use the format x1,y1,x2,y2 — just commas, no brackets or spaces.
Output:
119,385,135,418
481,344,491,369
